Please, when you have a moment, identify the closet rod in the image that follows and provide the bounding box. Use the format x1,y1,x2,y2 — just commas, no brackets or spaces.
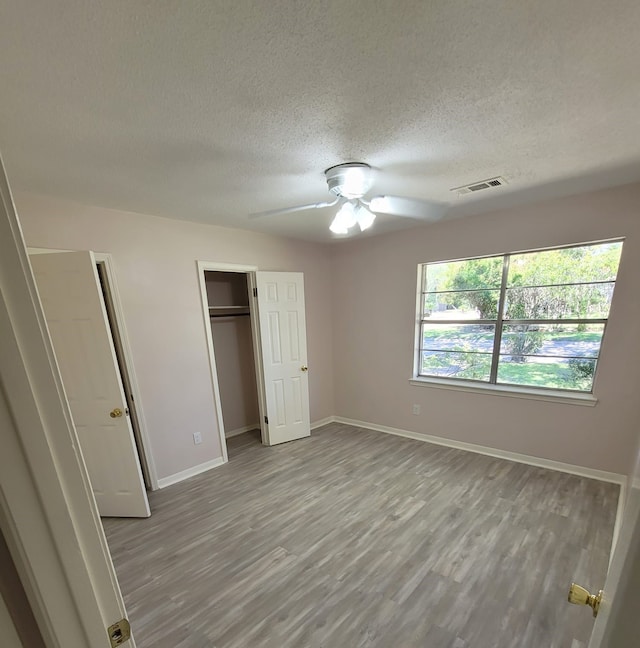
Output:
209,312,250,318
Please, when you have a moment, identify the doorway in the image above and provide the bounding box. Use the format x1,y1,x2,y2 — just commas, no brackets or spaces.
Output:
198,263,264,460
198,263,313,461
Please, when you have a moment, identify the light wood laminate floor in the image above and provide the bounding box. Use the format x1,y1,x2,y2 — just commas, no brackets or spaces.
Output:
103,423,619,648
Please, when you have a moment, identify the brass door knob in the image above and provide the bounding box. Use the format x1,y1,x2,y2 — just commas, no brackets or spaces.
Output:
568,582,603,617
301,365,308,372
110,408,123,418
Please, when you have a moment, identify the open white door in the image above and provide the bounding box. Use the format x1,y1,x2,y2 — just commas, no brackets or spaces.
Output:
255,271,310,445
586,430,640,646
30,251,150,518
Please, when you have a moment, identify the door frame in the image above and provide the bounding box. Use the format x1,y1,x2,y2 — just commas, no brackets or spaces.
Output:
196,261,268,461
0,156,133,646
27,248,158,491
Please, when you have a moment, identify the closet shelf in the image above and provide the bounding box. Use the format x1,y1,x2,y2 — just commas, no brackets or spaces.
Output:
209,305,249,310
209,305,250,318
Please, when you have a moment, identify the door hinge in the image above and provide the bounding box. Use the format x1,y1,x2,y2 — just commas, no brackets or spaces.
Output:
253,287,258,297
107,618,131,646
264,415,269,424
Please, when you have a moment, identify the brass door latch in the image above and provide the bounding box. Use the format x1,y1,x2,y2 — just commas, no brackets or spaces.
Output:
568,582,603,617
110,408,123,418
107,618,131,646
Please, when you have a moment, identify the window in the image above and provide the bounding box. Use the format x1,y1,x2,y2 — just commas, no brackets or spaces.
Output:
416,240,623,393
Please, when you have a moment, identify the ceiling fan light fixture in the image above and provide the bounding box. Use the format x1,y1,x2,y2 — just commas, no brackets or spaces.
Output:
356,205,376,231
325,162,374,199
333,202,358,230
329,215,349,234
341,169,369,198
329,202,356,234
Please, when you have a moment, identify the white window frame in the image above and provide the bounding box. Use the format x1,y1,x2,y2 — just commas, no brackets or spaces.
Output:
411,239,623,406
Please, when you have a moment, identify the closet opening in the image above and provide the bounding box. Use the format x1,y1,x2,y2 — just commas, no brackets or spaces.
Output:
200,265,263,460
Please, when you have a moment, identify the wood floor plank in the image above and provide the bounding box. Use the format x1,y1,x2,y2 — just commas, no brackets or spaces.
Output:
103,424,619,647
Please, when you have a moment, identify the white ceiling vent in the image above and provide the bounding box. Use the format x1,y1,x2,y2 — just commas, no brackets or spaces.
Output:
452,176,508,196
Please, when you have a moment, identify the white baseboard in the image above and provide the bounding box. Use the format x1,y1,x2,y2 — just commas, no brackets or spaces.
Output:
311,416,336,430
225,418,335,438
333,416,626,486
225,424,260,438
157,457,226,489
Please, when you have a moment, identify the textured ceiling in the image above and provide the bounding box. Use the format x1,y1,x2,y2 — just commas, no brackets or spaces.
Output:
1,1,640,242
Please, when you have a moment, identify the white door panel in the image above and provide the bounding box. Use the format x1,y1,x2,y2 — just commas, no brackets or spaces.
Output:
30,251,150,518
588,436,640,646
256,272,310,445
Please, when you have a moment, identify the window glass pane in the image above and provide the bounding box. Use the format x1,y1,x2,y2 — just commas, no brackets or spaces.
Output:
497,356,597,391
423,290,500,320
418,241,621,392
504,283,615,320
425,256,503,292
508,242,622,287
422,324,495,353
421,351,492,381
500,324,604,359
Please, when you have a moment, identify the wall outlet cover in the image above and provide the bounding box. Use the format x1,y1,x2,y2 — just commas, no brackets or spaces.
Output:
193,431,203,445
412,404,421,415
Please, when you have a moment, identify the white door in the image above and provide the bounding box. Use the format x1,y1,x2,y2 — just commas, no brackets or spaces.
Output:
255,272,310,445
30,251,150,518
587,430,640,646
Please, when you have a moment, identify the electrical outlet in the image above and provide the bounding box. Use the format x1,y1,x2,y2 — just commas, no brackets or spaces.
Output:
412,404,421,415
193,431,203,445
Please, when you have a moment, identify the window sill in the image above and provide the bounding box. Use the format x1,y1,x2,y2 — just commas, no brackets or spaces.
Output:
409,377,598,406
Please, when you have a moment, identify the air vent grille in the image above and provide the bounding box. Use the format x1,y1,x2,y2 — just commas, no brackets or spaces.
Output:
452,176,507,195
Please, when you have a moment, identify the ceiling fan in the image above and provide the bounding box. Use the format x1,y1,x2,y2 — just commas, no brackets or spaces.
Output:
250,162,446,235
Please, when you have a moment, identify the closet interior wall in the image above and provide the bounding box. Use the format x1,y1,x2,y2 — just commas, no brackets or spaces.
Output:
205,271,260,437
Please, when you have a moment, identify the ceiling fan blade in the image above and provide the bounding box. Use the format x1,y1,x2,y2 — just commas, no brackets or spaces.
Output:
368,195,446,222
249,198,339,219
